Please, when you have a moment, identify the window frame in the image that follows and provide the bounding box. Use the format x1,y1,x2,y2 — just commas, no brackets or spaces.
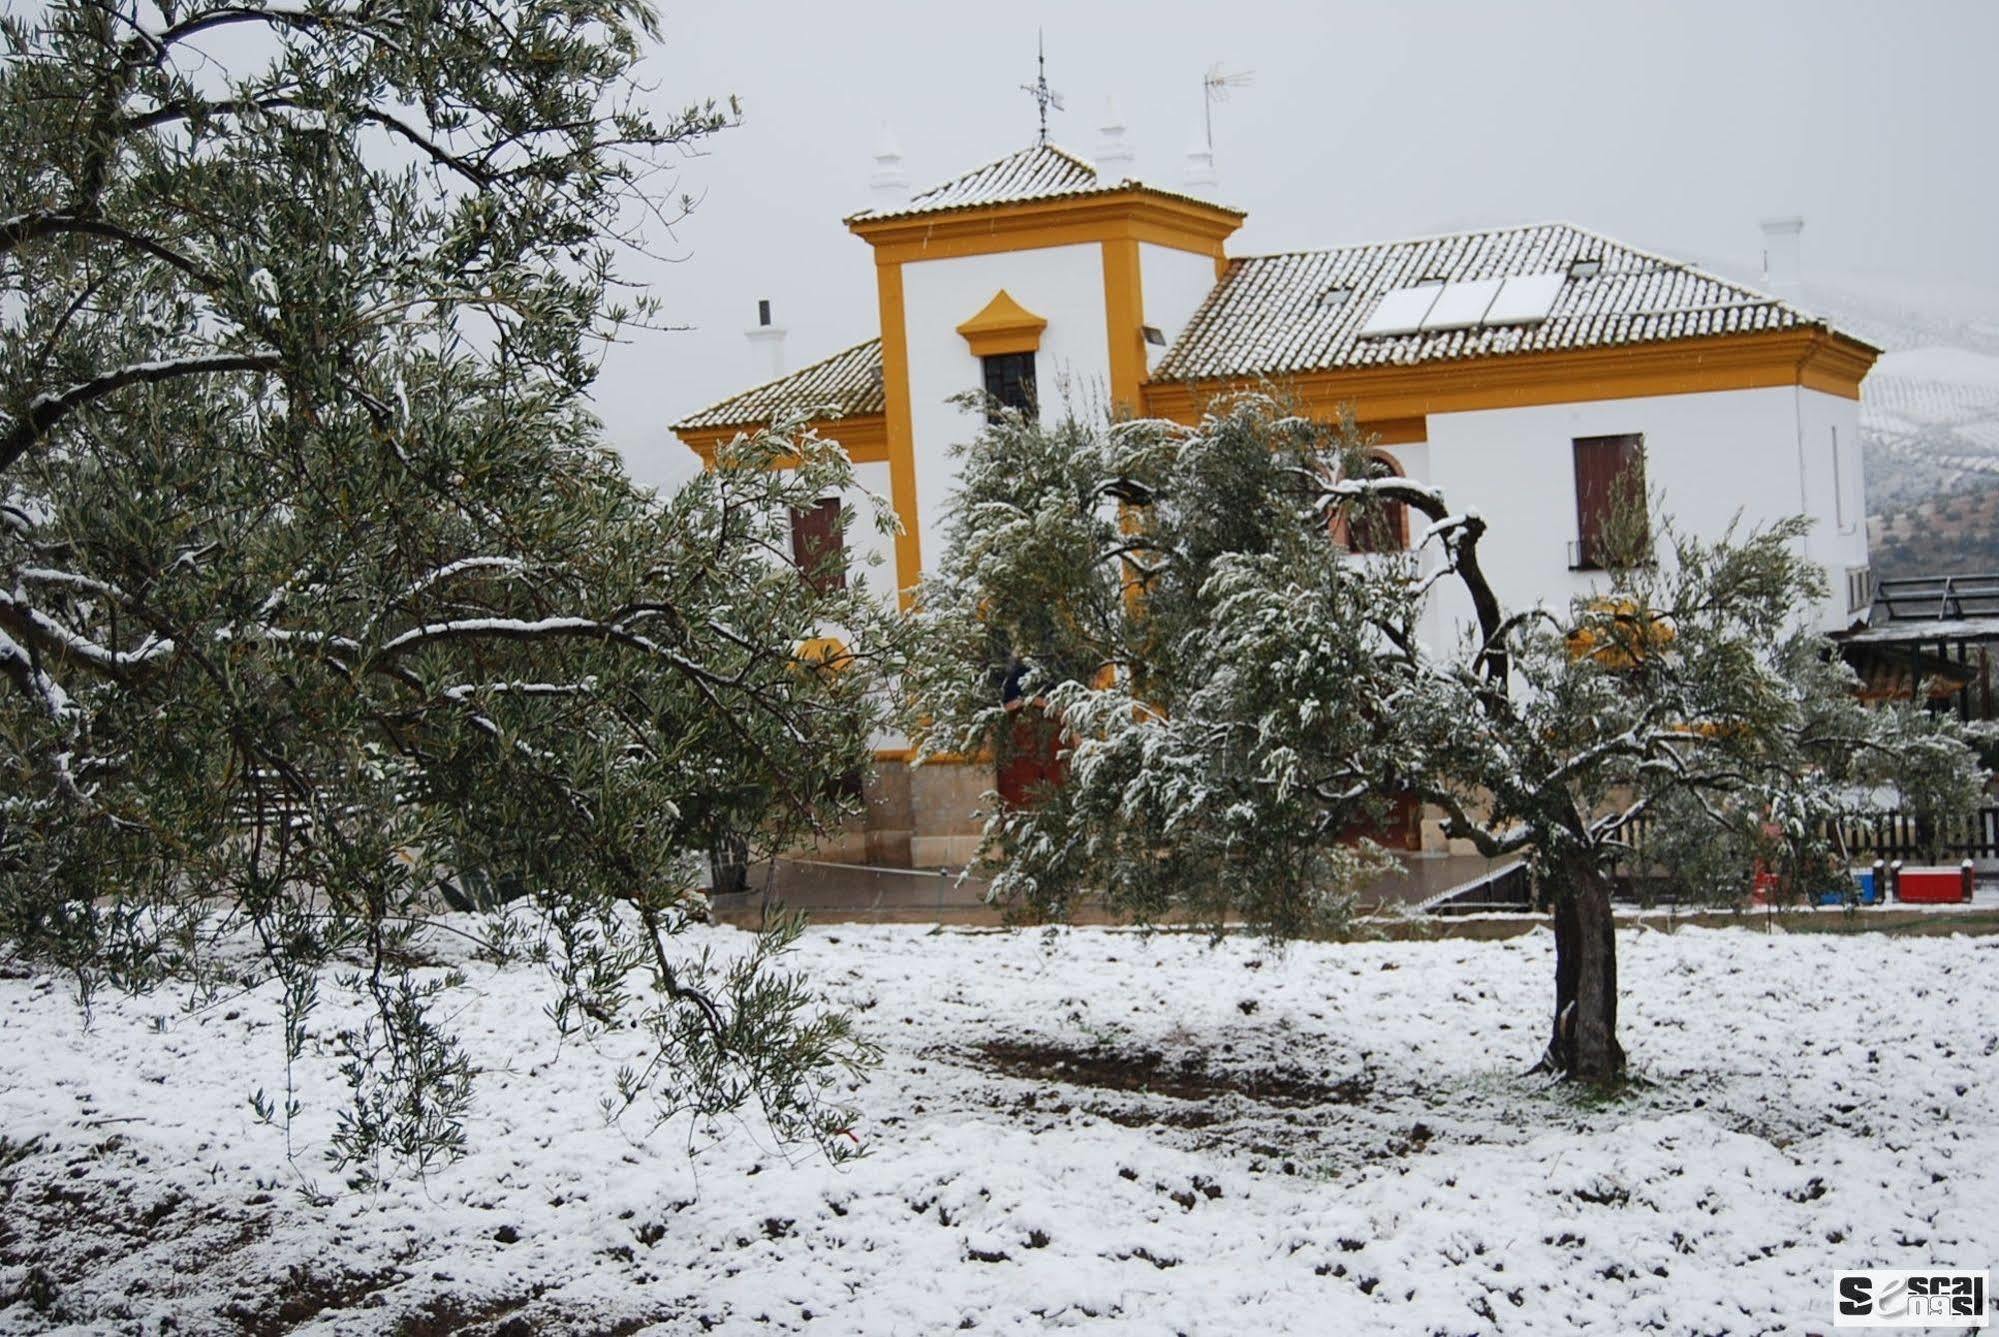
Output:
980,350,1038,423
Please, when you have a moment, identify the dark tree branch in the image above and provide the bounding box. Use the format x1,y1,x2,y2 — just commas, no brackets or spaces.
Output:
1,351,281,473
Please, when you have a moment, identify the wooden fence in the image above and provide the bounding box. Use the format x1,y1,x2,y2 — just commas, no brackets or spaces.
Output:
1834,804,1999,867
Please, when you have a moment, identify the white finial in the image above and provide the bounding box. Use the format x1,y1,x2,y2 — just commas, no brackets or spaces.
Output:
1095,96,1135,177
869,121,910,207
1183,130,1218,193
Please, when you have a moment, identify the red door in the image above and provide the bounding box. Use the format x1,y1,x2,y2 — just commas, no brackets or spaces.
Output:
996,705,1067,808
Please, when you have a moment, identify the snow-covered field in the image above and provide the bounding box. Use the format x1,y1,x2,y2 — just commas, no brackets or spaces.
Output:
3,920,1995,1335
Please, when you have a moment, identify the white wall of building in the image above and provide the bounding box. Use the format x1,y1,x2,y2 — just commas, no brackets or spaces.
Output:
1138,245,1220,376
900,245,1111,562
1411,385,1868,649
841,457,899,600
1794,387,1871,625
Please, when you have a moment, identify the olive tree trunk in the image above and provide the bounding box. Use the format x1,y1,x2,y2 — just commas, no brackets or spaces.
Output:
1541,852,1626,1084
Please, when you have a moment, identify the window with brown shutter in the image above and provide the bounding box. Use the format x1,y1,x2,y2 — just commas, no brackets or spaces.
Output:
789,496,845,592
1345,452,1409,554
1571,434,1648,570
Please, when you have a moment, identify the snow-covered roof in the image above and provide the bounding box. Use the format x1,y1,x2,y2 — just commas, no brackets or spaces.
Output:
676,338,884,432
1154,222,1839,383
845,142,1239,224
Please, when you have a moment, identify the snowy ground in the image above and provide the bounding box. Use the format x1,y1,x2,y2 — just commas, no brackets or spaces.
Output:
2,920,1996,1335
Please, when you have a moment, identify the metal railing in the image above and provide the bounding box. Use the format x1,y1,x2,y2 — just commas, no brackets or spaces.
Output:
1873,573,1999,624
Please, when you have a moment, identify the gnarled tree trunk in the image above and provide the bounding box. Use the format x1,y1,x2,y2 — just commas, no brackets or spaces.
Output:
1541,852,1626,1084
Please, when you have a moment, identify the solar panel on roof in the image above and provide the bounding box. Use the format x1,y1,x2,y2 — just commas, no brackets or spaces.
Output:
1482,272,1566,326
1419,278,1504,331
1359,284,1444,337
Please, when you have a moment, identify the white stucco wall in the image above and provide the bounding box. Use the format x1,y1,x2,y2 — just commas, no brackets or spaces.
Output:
899,245,1111,568
1410,385,1868,649
840,458,898,600
1137,245,1221,376
1794,387,1871,624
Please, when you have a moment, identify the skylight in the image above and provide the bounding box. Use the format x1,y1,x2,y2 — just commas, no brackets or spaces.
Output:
1568,258,1603,279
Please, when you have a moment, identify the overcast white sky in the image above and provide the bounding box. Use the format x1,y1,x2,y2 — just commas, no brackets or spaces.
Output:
604,0,1999,490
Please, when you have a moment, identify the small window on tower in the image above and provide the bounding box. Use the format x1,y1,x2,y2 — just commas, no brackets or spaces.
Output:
789,496,845,593
981,351,1038,423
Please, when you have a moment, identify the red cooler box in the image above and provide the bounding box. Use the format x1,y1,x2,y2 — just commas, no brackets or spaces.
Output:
1892,862,1973,904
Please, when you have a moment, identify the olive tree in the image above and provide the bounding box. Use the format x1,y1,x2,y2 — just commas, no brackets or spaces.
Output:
0,0,896,1180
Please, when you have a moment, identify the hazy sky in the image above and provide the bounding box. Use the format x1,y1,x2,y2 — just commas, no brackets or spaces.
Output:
607,0,1999,490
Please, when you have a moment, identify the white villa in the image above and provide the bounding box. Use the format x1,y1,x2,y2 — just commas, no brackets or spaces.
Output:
675,136,1879,868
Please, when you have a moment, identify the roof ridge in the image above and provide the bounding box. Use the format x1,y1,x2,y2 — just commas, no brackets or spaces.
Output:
908,140,1097,202
1233,219,1585,263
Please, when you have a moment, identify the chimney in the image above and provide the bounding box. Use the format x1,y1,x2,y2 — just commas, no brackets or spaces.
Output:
745,299,786,383
1095,97,1135,178
1760,216,1803,293
868,122,910,209
1182,131,1218,194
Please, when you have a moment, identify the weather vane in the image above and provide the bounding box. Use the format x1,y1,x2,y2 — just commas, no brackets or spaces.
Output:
1202,63,1254,152
1020,30,1064,146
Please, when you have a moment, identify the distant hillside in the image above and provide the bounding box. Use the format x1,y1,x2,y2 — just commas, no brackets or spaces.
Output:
1868,470,1999,581
1697,260,1999,581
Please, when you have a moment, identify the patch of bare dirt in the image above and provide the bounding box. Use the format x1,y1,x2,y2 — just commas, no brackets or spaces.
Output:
963,1039,1372,1108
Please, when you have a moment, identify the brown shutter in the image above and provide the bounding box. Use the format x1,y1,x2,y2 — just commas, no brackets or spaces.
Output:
789,497,845,593
1347,454,1409,554
1572,434,1645,568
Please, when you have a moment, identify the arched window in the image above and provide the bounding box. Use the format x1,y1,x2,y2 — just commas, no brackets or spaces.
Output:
1342,452,1408,554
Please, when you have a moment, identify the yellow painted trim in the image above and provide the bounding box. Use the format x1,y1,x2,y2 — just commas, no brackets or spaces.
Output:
1140,328,1878,424
850,189,1241,266
875,260,923,606
677,413,890,467
1100,237,1146,416
1361,416,1428,445
874,745,987,766
955,289,1048,357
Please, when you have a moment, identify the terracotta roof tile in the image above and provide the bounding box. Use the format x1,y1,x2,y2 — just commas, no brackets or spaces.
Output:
1154,222,1833,382
845,142,1241,224
675,338,883,431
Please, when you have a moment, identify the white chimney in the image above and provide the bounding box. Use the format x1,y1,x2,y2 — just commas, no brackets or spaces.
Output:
745,299,786,383
1182,131,1218,194
868,122,910,209
1760,215,1803,293
1095,97,1135,178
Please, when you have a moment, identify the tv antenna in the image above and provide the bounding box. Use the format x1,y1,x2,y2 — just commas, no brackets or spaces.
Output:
1021,30,1065,145
1202,63,1254,152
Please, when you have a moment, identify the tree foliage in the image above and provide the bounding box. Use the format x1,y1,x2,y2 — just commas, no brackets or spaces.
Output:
0,0,894,1180
918,397,1990,1085
911,399,1408,936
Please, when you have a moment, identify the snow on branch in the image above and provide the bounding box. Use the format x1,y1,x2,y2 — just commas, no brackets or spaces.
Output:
395,556,530,604
1,352,282,474
0,589,173,675
0,626,74,722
